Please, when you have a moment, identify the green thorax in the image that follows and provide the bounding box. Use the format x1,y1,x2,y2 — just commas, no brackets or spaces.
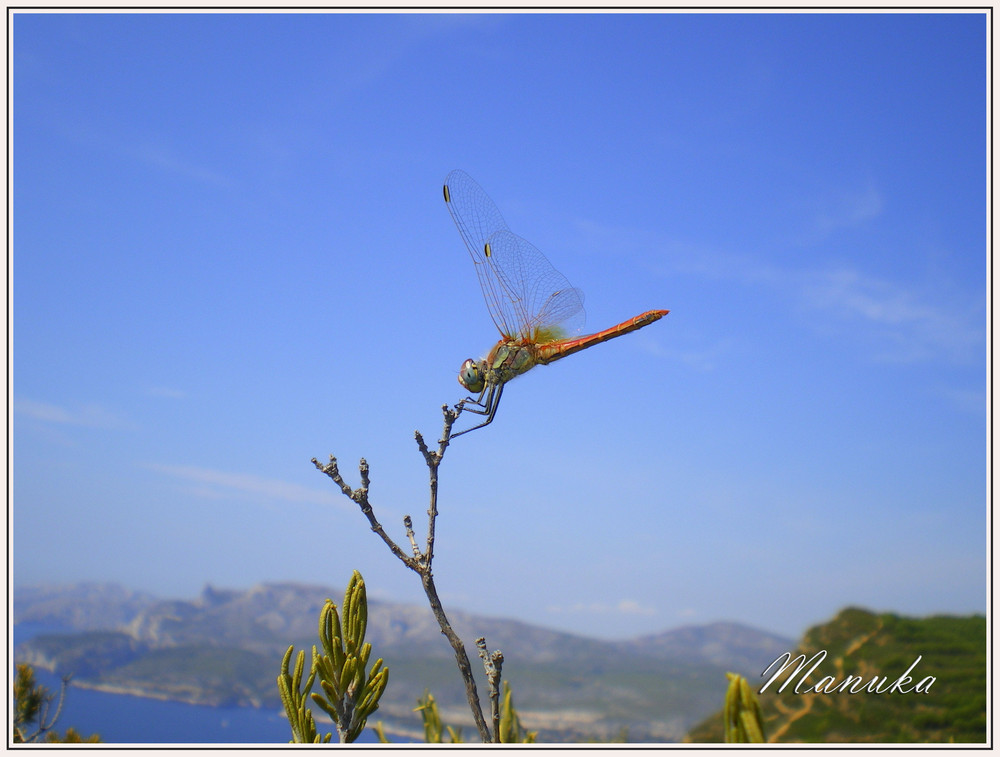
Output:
485,340,541,383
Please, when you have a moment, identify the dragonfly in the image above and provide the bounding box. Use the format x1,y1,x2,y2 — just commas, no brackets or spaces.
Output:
443,169,669,437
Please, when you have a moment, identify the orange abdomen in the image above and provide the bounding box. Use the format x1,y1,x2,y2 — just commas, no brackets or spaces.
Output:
535,309,669,364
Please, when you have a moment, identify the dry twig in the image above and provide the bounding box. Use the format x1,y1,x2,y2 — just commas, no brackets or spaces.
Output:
476,637,504,742
312,404,493,742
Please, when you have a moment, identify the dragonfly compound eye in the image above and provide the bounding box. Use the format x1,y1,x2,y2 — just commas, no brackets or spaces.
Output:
458,358,485,393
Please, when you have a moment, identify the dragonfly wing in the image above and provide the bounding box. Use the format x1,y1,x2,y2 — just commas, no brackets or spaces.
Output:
533,286,586,343
443,170,517,338
482,229,586,342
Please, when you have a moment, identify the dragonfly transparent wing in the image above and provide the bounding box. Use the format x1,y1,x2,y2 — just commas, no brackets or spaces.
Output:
443,170,514,337
443,169,585,341
482,229,585,342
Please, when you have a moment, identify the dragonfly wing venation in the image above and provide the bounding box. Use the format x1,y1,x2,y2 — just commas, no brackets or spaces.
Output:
443,169,586,342
484,229,585,342
443,170,517,337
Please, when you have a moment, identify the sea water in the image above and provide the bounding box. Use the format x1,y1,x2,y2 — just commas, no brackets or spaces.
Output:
13,624,380,744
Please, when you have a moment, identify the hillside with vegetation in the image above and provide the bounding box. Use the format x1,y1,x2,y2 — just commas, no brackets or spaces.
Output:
685,607,986,744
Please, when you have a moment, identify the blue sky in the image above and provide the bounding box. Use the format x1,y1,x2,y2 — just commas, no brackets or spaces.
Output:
12,12,987,641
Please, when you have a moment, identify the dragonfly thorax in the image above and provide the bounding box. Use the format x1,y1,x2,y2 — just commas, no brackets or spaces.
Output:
459,340,541,395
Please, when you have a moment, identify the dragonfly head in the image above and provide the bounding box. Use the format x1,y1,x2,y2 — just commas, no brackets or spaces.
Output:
458,358,486,393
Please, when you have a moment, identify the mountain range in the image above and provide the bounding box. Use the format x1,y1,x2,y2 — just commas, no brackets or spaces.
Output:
14,581,793,742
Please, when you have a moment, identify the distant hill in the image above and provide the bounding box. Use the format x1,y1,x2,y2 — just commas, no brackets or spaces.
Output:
622,621,792,672
14,581,792,742
14,582,158,630
684,607,987,744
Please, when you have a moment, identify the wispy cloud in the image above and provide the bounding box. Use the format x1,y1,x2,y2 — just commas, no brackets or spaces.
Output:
14,398,133,430
782,181,982,364
46,104,235,191
649,237,981,368
937,386,987,416
640,338,735,372
802,268,984,364
144,463,348,510
122,142,235,189
543,179,978,370
806,181,884,241
547,599,656,617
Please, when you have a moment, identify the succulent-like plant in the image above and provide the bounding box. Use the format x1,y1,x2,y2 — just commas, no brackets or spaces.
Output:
276,647,328,743
723,672,765,743
498,680,537,743
414,690,463,743
277,571,388,743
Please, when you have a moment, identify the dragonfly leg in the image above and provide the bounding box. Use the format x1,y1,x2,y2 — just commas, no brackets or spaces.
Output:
458,396,489,415
456,381,496,414
453,383,504,437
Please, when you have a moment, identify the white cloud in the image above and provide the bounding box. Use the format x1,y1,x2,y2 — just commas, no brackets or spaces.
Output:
14,398,132,430
616,599,656,616
938,386,987,415
47,104,236,191
547,599,656,617
802,268,984,364
125,142,234,189
539,180,979,371
808,181,884,240
143,463,348,510
641,338,735,372
647,237,982,368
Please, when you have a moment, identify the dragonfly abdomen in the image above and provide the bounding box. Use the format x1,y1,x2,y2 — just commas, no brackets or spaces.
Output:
535,309,669,364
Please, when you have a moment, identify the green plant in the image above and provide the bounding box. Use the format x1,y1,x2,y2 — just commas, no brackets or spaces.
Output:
12,663,100,743
276,647,327,743
277,571,388,743
498,680,537,743
723,672,765,743
375,681,536,744
415,689,464,743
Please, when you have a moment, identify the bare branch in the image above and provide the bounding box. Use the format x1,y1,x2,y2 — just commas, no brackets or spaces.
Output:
403,515,421,560
314,402,493,741
477,638,504,742
311,456,417,570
